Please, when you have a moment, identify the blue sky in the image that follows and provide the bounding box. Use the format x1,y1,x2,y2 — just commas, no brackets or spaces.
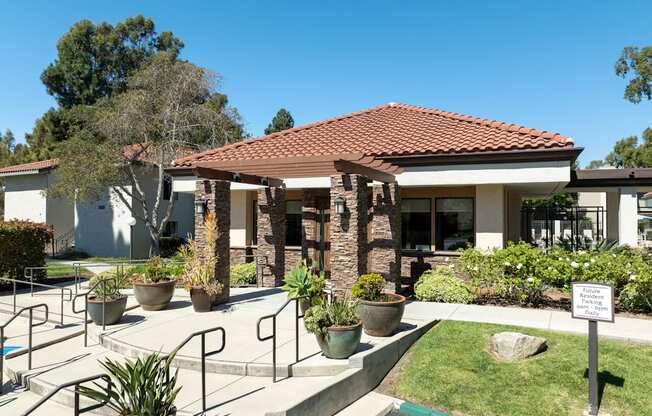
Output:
1,1,650,166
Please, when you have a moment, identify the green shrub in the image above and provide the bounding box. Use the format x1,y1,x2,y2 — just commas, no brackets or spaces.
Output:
619,269,652,312
159,236,185,258
90,272,124,300
351,273,385,301
230,262,257,286
414,266,472,304
281,260,325,305
304,298,359,336
0,220,52,281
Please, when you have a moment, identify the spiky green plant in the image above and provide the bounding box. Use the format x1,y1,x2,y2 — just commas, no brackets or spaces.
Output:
78,353,181,416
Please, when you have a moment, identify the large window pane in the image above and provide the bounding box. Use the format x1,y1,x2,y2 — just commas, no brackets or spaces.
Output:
286,201,302,246
401,199,432,250
436,198,474,250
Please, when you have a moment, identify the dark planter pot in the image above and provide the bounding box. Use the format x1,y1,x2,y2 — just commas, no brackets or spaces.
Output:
190,286,215,313
87,295,127,325
315,322,362,359
133,279,176,311
357,293,406,337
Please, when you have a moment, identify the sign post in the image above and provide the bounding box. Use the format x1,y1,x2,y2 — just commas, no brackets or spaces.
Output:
571,282,615,416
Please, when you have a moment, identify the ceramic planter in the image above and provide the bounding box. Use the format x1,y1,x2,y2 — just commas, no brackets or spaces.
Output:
357,293,406,336
315,322,362,359
87,295,127,325
190,286,215,313
133,279,176,311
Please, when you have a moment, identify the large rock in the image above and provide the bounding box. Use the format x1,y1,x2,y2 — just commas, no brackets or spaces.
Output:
489,332,547,361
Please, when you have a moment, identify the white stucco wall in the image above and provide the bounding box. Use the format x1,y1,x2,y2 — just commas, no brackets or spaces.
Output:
3,174,48,223
230,190,247,246
475,184,505,251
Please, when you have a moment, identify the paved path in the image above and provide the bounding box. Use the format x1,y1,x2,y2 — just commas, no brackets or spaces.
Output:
404,301,652,344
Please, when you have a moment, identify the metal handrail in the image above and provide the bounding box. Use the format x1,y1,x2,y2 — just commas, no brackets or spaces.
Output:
163,326,226,413
0,303,49,392
256,295,308,382
21,374,111,415
1,275,73,326
72,277,117,347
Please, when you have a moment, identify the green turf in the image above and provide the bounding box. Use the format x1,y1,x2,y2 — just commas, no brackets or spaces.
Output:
386,320,652,416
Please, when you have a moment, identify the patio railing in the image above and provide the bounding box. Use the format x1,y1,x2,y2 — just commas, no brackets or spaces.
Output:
0,275,72,326
21,374,111,415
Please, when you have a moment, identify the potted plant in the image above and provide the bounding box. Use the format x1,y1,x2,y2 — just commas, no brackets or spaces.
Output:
281,260,326,313
352,273,406,336
179,212,223,312
87,272,128,326
132,256,177,311
304,298,362,359
78,352,180,415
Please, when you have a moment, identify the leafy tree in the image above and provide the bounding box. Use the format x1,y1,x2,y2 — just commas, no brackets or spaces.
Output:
585,160,608,169
264,108,294,135
605,128,652,168
522,192,578,209
616,46,652,104
49,53,244,254
41,15,183,108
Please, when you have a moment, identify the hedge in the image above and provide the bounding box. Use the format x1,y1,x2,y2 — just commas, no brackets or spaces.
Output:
0,220,52,281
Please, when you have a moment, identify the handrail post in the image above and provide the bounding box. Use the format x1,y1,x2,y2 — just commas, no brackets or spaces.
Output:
201,332,206,412
28,308,33,370
295,298,300,363
272,315,277,383
12,279,16,314
0,327,4,392
74,384,80,416
60,288,64,326
102,278,106,333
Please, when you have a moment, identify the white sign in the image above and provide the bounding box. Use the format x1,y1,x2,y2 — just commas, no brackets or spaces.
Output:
571,282,615,323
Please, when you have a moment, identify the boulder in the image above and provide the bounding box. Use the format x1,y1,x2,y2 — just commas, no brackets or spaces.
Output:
489,332,547,361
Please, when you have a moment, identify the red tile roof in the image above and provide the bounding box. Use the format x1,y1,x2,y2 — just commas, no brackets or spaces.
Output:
175,103,574,167
0,159,59,175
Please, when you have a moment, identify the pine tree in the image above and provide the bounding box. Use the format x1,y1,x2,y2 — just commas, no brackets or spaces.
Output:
264,108,294,135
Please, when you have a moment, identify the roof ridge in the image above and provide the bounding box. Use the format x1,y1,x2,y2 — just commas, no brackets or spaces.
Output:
390,103,573,144
174,104,395,165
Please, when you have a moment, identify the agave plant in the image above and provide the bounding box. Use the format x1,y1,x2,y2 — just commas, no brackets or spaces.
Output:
78,353,180,416
282,260,312,299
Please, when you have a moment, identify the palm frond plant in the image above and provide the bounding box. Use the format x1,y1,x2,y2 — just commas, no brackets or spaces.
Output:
78,352,180,416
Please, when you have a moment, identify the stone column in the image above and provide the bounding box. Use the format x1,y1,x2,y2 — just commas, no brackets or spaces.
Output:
257,187,286,287
194,179,230,304
330,174,368,297
301,190,319,267
370,182,401,293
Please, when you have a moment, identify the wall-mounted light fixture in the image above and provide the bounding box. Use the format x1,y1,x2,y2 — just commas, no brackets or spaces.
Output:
194,197,207,215
334,196,346,215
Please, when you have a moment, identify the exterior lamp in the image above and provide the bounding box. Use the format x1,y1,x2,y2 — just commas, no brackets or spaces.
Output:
334,196,346,215
194,198,207,215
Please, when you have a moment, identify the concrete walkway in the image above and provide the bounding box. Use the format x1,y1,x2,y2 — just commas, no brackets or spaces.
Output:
405,302,652,344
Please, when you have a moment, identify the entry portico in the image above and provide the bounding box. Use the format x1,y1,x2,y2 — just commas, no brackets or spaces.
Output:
170,102,580,297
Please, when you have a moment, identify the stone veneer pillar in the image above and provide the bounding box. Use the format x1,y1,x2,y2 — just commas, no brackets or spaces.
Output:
330,174,368,297
370,182,401,292
257,187,286,287
194,179,230,305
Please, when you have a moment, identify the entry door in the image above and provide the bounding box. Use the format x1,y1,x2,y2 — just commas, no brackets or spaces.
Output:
314,197,331,276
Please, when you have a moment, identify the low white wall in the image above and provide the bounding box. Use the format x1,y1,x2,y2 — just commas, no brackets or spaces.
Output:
475,184,505,251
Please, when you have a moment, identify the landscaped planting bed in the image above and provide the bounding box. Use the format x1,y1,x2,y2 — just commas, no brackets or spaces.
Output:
380,320,652,416
414,242,652,315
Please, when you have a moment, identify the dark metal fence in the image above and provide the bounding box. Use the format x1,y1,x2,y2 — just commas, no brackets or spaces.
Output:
521,206,605,250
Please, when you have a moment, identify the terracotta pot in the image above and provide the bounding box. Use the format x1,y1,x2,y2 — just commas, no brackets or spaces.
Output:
87,295,127,325
190,286,215,313
315,322,362,359
133,279,176,311
357,293,406,337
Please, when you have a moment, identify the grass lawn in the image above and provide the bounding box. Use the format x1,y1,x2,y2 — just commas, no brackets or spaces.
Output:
381,321,652,416
45,265,92,279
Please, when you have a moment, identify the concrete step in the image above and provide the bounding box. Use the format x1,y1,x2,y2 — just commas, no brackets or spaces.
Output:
0,389,72,416
336,392,398,416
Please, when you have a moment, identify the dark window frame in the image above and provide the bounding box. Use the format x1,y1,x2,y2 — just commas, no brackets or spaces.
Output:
401,198,433,250
285,200,302,247
435,197,475,251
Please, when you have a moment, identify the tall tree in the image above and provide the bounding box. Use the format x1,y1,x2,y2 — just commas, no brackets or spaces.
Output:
49,53,244,254
264,108,294,135
605,129,652,168
616,46,652,104
41,15,183,109
585,159,607,169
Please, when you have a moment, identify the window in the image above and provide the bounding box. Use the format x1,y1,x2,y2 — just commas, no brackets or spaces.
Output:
163,221,178,237
435,198,474,251
286,201,302,246
401,199,432,250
